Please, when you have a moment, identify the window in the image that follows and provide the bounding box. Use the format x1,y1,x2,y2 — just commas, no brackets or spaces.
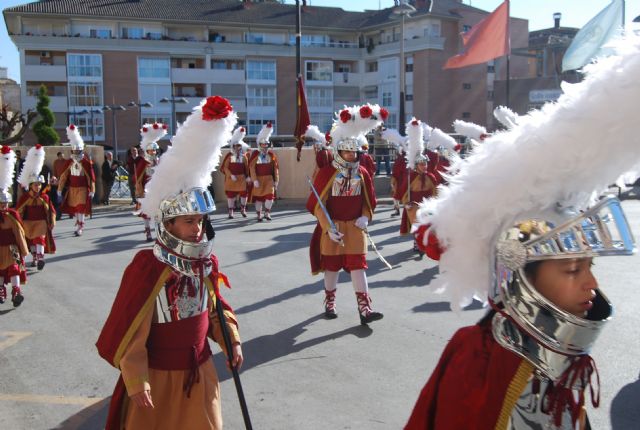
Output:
247,60,276,80
90,28,112,39
366,61,378,73
405,56,414,73
122,27,143,39
311,113,332,132
386,113,398,129
382,91,392,106
463,24,472,33
138,58,170,78
305,61,332,82
307,88,333,108
289,34,328,47
336,63,351,73
248,118,275,135
67,54,102,77
72,115,104,140
247,86,276,107
139,83,171,104
147,32,162,40
405,84,413,101
487,90,494,100
211,59,244,70
487,65,495,73
68,82,103,107
462,112,471,119
245,33,264,44
463,83,472,90
364,87,378,100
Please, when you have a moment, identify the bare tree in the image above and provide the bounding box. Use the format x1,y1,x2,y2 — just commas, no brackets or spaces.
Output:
0,104,37,146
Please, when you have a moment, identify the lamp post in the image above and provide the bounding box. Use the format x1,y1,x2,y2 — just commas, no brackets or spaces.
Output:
103,104,126,161
127,100,153,129
78,108,104,146
392,1,415,134
159,96,188,135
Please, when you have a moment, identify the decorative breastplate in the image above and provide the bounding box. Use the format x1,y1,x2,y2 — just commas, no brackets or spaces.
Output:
332,170,362,197
155,273,208,322
258,152,272,164
70,161,82,176
231,153,244,163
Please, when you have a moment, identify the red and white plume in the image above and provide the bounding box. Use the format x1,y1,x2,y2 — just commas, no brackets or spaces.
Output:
140,122,168,151
140,96,237,221
66,124,85,151
428,128,458,152
416,34,640,309
453,120,487,141
493,105,520,130
17,144,45,189
229,126,249,150
305,124,327,145
256,122,273,144
382,128,407,152
330,104,388,144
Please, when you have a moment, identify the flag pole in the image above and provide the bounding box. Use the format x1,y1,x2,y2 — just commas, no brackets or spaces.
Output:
506,55,510,108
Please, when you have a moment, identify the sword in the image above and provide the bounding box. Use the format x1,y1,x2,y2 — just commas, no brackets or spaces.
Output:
306,176,343,246
364,229,393,270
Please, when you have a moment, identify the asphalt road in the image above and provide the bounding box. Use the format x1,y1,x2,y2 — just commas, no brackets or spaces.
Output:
0,195,639,430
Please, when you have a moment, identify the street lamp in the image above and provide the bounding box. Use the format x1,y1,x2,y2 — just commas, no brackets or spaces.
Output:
159,97,188,135
78,108,103,146
127,100,153,129
103,104,127,161
392,0,416,134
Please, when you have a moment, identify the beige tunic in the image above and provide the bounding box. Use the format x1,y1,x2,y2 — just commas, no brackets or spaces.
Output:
0,212,28,270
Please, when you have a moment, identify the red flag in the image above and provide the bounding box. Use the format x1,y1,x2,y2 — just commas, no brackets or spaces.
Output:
444,0,510,69
293,75,311,162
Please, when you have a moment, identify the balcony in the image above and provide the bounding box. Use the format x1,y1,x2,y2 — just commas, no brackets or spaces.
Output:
23,95,67,111
333,72,361,86
23,64,66,81
366,36,445,57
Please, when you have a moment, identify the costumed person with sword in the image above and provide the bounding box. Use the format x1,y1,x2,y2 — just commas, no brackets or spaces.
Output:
406,35,640,429
307,103,388,325
248,122,279,222
97,96,251,430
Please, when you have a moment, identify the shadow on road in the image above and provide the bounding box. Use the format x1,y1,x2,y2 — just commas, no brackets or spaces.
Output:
368,265,438,289
214,314,372,381
412,298,484,313
234,280,322,316
610,373,640,429
53,397,109,430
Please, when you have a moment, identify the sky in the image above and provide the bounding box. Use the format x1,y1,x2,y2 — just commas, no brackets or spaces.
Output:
1,0,639,83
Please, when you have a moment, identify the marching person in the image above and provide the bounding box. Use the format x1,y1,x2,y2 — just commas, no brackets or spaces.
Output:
425,127,460,186
406,37,639,429
16,145,56,270
134,123,167,241
382,128,408,217
52,151,66,220
57,125,95,237
307,103,387,325
358,137,377,179
249,122,279,222
220,126,250,218
97,95,243,430
394,120,437,252
0,146,28,307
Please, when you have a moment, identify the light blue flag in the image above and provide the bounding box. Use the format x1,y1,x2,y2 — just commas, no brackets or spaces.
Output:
562,0,623,72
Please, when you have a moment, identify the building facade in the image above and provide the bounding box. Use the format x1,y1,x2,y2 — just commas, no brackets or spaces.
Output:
4,0,528,156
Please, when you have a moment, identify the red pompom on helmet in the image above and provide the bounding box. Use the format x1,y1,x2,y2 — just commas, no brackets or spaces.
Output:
411,119,419,126
142,127,148,132
69,124,76,130
152,123,159,130
201,95,233,121
359,105,373,119
379,108,389,121
162,124,168,130
266,122,272,128
1,146,11,155
35,144,42,149
339,109,352,123
240,127,245,132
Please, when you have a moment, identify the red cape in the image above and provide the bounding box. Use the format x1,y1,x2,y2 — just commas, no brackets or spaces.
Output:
306,165,376,274
392,155,407,182
16,192,57,253
96,249,233,430
405,321,533,430
359,153,376,179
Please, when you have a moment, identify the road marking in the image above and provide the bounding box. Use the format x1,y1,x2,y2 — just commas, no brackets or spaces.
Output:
0,331,32,351
0,393,104,406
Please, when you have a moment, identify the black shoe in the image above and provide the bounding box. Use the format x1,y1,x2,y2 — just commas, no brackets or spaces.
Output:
265,212,272,221
74,231,80,237
324,307,338,319
12,294,24,307
360,311,383,325
37,260,45,271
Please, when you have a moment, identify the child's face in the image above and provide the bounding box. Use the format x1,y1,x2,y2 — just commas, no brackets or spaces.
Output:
530,258,598,317
339,150,357,162
0,202,7,210
164,214,204,243
30,182,41,193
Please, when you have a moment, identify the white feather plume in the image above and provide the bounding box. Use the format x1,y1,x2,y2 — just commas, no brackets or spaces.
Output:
140,123,168,151
140,97,237,221
228,126,249,149
0,147,16,191
17,145,45,189
66,124,84,150
256,122,273,144
428,128,457,151
381,128,407,151
406,118,424,168
415,34,640,309
493,105,520,129
305,124,327,145
330,104,385,144
453,120,487,141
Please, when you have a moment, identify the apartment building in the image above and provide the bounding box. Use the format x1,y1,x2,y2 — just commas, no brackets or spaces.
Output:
4,0,528,155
